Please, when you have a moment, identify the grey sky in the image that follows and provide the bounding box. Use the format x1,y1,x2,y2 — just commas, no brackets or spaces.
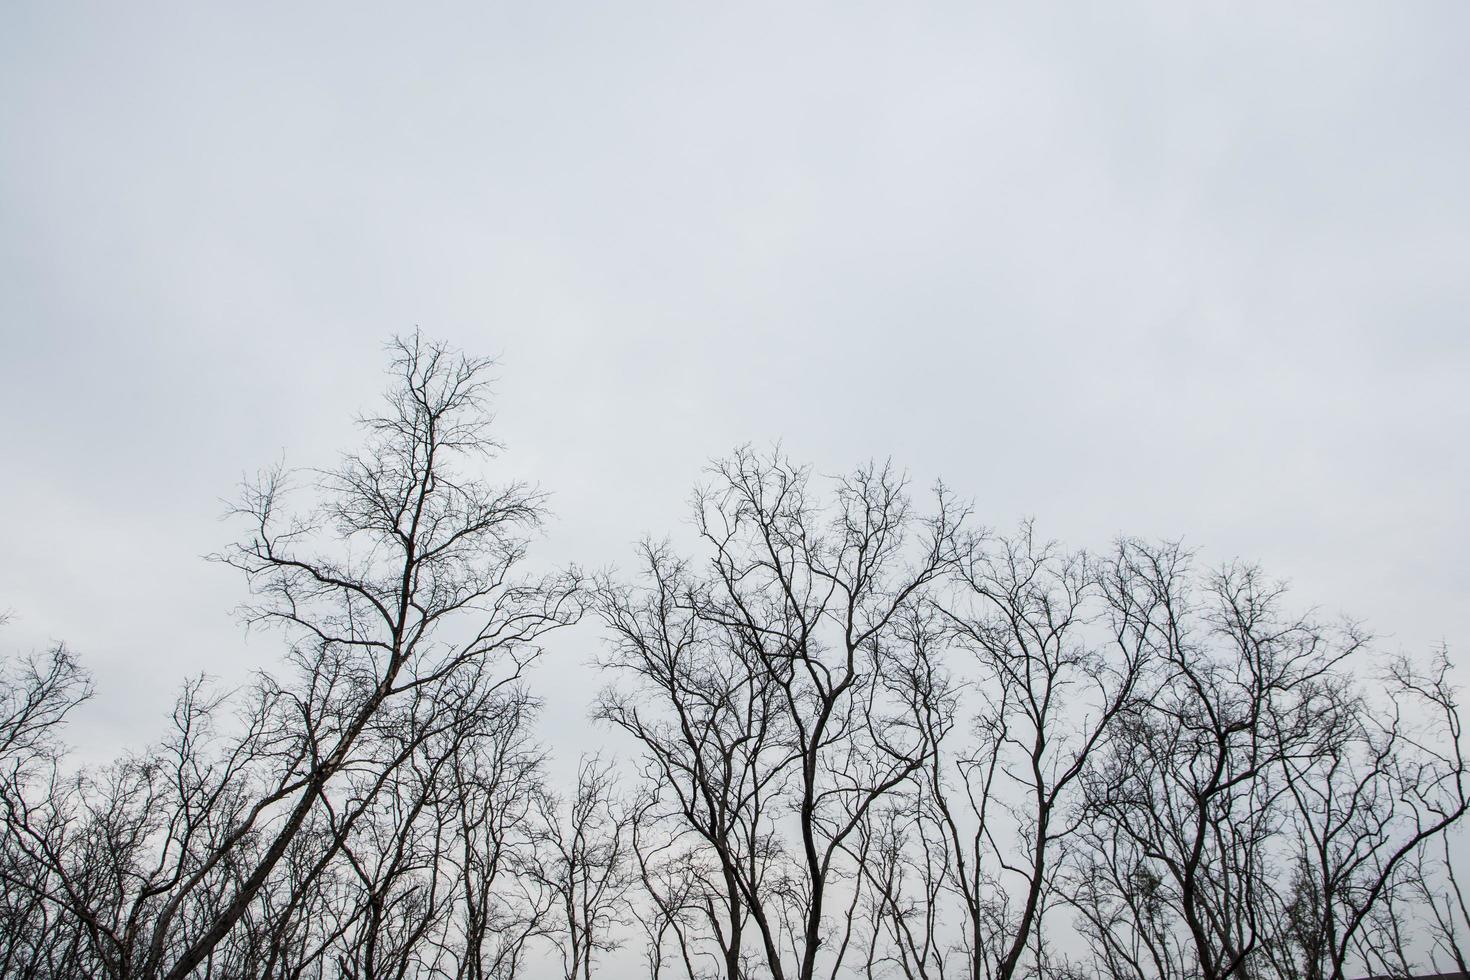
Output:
2,2,1468,776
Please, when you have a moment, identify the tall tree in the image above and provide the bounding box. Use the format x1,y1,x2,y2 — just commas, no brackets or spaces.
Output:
0,335,580,979
596,448,965,980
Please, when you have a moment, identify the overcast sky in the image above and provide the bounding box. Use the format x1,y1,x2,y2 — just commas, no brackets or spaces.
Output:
2,3,1468,773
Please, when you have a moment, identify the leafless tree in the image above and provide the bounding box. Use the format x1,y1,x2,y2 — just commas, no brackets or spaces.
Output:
6,351,1469,980
0,638,94,980
1068,543,1469,980
596,448,965,980
626,780,754,980
1071,548,1335,980
1406,832,1470,974
851,780,953,980
0,640,91,776
1268,650,1469,980
522,755,635,980
0,335,580,979
897,527,1148,980
595,536,781,980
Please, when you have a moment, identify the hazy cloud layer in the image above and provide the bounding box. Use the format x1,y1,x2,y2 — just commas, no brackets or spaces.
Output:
2,3,1467,761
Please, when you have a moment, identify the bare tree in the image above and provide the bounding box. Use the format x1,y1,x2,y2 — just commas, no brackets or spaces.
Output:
0,640,91,775
1270,650,1469,980
596,448,965,980
523,755,634,980
851,780,953,980
438,683,554,980
0,638,94,980
0,335,580,979
595,537,777,980
1067,544,1470,980
626,780,752,980
1407,832,1470,975
881,527,1150,980
7,357,1469,980
1072,549,1331,980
